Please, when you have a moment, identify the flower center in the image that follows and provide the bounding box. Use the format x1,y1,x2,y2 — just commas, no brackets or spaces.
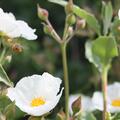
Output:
112,99,120,107
31,97,45,107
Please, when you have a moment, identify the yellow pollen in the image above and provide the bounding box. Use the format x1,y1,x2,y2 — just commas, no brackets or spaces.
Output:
31,97,45,107
112,99,120,107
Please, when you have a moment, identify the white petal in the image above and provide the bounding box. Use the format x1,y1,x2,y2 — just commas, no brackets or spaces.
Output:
16,20,37,40
118,9,120,19
107,82,120,100
7,73,63,116
0,19,20,38
92,92,103,111
0,8,37,40
13,88,63,116
41,72,62,99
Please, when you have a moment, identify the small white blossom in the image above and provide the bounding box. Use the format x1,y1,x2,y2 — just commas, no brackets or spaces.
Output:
0,8,37,40
92,82,120,113
69,94,95,114
7,72,63,116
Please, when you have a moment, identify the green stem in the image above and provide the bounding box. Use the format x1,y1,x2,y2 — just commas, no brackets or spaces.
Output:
101,67,108,120
0,48,6,64
61,42,69,120
0,64,13,87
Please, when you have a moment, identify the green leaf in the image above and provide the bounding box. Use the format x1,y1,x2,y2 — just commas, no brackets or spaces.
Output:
85,36,118,72
111,18,120,42
28,116,45,120
79,112,96,120
0,64,13,87
112,113,120,120
102,2,113,35
4,103,25,120
48,0,101,35
0,95,11,112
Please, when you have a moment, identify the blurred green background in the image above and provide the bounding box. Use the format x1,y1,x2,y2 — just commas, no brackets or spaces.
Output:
0,0,120,119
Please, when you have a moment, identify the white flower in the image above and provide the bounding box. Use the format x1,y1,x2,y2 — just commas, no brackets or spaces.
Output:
0,8,37,40
92,82,120,113
118,9,120,19
7,72,63,116
69,94,95,114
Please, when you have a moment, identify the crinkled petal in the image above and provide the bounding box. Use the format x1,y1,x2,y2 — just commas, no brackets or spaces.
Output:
11,88,63,116
92,92,103,111
0,8,37,40
7,73,63,116
16,20,37,40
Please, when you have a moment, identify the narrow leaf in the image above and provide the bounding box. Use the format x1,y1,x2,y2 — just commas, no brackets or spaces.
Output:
0,64,13,87
102,2,113,35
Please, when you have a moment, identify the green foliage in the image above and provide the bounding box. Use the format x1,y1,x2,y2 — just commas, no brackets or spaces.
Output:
85,36,118,72
48,0,101,35
0,65,13,87
111,19,120,42
77,112,96,120
102,2,113,35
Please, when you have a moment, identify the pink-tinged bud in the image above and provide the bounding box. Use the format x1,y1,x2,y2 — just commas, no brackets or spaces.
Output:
66,14,76,26
37,4,49,21
72,96,81,115
76,19,86,29
12,43,23,53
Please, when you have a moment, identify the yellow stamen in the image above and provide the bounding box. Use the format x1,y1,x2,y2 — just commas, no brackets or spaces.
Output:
31,97,45,107
112,99,120,107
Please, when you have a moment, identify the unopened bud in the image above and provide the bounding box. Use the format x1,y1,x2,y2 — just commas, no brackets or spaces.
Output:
117,26,120,31
37,4,49,21
12,43,23,53
5,55,12,63
68,26,73,36
65,1,73,14
76,19,86,29
43,24,53,35
72,96,81,115
66,14,76,26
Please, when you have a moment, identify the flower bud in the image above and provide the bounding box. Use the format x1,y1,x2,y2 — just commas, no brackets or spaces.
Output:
37,4,49,21
68,26,73,36
65,1,73,14
72,96,81,115
5,55,12,63
43,24,53,36
76,19,86,29
12,43,23,53
66,14,76,26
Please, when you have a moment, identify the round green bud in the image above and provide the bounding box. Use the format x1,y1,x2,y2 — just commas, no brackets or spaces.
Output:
66,14,76,26
43,25,53,36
